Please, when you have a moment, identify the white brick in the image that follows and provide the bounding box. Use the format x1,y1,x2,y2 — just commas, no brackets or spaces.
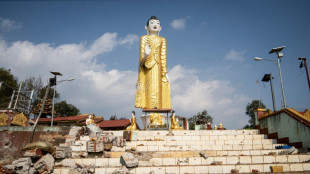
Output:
189,157,202,165
95,158,109,167
95,168,106,174
222,165,235,173
146,141,157,145
180,166,194,174
147,146,158,151
239,150,251,156
165,166,179,174
162,158,176,165
228,151,239,156
213,156,227,164
250,150,262,155
201,136,209,140
158,145,169,151
109,158,121,167
208,166,222,173
239,156,251,164
216,151,228,156
205,140,215,145
53,168,61,174
201,157,214,165
186,141,195,145
303,163,310,171
249,164,264,173
290,163,303,171
194,166,208,173
227,156,239,164
182,136,191,141
215,140,224,145
80,136,90,141
136,146,147,152
218,136,227,140
150,167,165,174
232,145,242,150
192,136,200,141
264,156,275,163
70,146,81,151
253,144,263,150
139,160,151,167
287,155,299,162
209,136,218,140
242,145,252,150
299,155,310,162
81,159,96,167
136,167,151,174
275,156,287,163
263,144,272,149
236,165,250,173
222,145,232,150
252,156,263,164
243,139,252,144
149,158,162,166
280,164,290,172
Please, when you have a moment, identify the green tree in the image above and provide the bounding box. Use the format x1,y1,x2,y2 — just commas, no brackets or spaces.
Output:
109,115,117,120
245,100,266,128
0,68,18,108
188,110,213,130
54,100,80,117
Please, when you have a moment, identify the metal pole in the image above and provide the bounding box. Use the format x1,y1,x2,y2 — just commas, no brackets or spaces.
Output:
51,85,56,126
302,59,310,91
277,57,286,108
30,82,51,143
269,73,277,111
13,83,23,110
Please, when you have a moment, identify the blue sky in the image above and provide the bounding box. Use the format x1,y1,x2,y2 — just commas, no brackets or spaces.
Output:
0,0,309,129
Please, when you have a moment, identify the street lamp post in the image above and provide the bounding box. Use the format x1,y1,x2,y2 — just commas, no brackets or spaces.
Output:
298,57,310,91
262,73,277,111
254,46,287,109
51,77,74,126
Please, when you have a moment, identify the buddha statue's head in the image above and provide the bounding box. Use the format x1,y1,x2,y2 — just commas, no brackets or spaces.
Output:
132,111,135,117
146,16,161,35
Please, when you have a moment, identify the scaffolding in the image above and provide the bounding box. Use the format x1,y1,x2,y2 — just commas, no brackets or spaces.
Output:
0,82,34,115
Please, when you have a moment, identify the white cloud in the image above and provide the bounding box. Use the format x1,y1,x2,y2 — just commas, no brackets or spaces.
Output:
224,49,247,62
0,34,250,129
169,65,251,129
171,16,190,30
0,17,22,32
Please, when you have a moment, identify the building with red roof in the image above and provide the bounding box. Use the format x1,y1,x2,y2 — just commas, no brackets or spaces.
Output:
96,119,140,130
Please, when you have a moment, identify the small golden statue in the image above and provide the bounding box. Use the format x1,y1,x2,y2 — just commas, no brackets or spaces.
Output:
214,125,218,130
219,122,223,130
126,111,138,130
150,113,163,125
170,110,183,130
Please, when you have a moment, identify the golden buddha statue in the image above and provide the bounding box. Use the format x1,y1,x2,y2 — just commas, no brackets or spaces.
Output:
219,122,223,128
150,113,163,125
126,111,138,130
214,125,217,130
135,16,171,110
170,111,183,130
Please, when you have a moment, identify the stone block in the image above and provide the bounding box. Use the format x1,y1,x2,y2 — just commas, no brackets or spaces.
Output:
34,154,55,174
275,155,287,163
113,165,130,174
23,148,44,158
149,158,162,166
11,157,32,174
150,167,165,174
104,143,113,150
87,140,104,152
120,152,138,168
271,166,283,173
54,146,72,159
114,136,126,147
290,163,303,171
177,158,189,165
251,156,263,164
287,155,299,162
236,165,250,173
136,167,151,174
162,158,175,165
226,156,239,164
264,156,275,163
239,156,251,164
208,166,222,173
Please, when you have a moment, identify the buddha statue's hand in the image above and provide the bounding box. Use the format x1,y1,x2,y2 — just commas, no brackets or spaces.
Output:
162,74,169,82
144,43,151,58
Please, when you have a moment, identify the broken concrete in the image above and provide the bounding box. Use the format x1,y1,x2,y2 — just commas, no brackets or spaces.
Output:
112,165,130,174
34,153,54,174
199,151,208,159
54,146,72,159
87,140,104,152
120,152,138,168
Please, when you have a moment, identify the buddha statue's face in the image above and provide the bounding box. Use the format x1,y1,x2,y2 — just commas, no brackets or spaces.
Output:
147,19,161,33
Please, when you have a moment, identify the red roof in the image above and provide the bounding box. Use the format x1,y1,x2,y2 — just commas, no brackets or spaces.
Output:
96,119,131,128
32,114,103,123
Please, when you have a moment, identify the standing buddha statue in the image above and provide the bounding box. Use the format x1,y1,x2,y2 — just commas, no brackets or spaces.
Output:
135,16,171,110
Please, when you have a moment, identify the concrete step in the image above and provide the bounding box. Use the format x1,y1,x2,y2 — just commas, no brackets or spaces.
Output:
54,162,310,174
103,130,261,137
71,149,294,158
126,139,277,146
109,144,285,152
60,154,310,167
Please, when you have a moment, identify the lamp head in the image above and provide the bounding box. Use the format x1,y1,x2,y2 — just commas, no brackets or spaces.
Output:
67,78,74,81
254,57,263,61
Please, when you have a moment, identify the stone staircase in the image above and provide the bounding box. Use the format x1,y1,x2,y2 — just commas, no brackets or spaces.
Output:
54,130,310,174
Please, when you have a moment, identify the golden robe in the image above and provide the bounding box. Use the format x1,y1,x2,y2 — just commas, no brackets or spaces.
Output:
135,35,171,109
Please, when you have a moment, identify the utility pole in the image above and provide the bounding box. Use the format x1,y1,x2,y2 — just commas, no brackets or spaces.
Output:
299,57,310,91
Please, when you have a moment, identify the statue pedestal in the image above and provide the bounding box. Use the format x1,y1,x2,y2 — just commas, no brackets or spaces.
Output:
140,109,172,130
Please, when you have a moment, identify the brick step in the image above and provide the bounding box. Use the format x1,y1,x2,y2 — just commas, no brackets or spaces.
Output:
54,162,310,174
58,154,310,168
126,139,277,146
71,149,294,159
134,134,267,141
109,144,285,152
103,130,260,137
